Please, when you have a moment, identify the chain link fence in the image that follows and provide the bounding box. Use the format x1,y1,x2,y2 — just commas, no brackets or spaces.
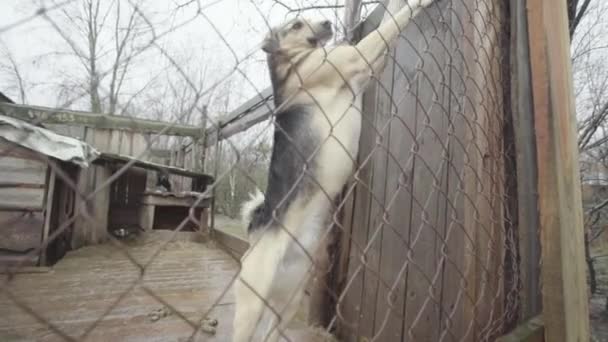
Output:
0,0,524,341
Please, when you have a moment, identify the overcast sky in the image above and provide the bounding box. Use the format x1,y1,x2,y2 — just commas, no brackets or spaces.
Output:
2,0,604,124
0,0,370,119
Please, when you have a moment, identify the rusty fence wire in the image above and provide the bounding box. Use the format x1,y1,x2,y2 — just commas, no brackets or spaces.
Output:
0,0,522,341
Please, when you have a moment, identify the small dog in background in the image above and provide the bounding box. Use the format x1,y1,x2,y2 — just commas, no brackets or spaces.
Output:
156,168,172,192
233,0,436,341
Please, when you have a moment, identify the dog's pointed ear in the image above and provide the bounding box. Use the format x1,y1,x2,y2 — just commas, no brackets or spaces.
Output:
261,31,279,54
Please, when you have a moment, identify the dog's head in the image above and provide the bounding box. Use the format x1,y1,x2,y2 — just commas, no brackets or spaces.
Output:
262,18,333,54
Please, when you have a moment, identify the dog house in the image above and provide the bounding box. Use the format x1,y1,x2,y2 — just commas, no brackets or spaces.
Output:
0,114,98,267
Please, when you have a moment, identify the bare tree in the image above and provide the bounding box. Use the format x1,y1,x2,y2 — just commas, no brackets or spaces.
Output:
49,0,149,114
568,0,608,299
570,0,608,152
568,0,593,39
0,41,28,104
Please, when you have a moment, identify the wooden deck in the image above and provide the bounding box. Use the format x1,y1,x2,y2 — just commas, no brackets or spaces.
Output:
0,231,240,342
0,231,334,342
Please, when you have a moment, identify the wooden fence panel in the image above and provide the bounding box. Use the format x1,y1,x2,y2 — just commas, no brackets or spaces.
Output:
0,142,48,266
336,1,512,341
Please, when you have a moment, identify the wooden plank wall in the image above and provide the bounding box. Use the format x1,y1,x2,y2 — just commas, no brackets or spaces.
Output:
0,140,47,265
71,127,150,247
56,124,198,246
335,1,514,341
0,144,46,211
46,163,78,265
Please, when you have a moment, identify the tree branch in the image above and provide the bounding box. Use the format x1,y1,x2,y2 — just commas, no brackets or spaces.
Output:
570,0,592,38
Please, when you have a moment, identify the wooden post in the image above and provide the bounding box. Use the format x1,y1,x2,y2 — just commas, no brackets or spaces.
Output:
497,315,544,342
210,132,222,234
195,105,208,172
526,0,590,341
344,0,362,43
199,207,209,236
139,204,155,231
510,0,542,320
72,165,111,248
40,167,56,266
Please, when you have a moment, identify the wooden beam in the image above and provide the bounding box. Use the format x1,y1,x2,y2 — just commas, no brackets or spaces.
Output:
204,88,274,147
149,149,172,159
212,229,249,259
497,315,544,342
0,205,43,212
0,266,52,274
510,0,542,320
0,183,45,189
216,88,273,127
140,193,212,208
40,168,56,266
0,102,204,137
527,0,590,341
94,153,214,183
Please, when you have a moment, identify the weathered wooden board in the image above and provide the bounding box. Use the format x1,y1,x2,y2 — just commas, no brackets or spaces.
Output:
0,156,46,185
108,168,147,208
510,0,542,320
434,1,470,339
213,229,249,259
336,1,510,341
0,233,239,341
141,193,212,208
354,39,395,341
370,52,411,342
0,211,44,251
338,54,381,342
0,188,45,210
44,124,86,140
0,102,204,137
497,315,544,342
459,1,509,339
72,164,111,248
527,0,590,340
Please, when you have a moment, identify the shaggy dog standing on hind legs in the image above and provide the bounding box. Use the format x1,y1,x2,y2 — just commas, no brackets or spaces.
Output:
233,0,436,340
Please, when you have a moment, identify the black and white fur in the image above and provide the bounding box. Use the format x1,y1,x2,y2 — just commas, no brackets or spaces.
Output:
233,1,436,341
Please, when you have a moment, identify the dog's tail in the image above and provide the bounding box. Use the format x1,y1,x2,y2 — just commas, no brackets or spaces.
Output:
240,188,265,228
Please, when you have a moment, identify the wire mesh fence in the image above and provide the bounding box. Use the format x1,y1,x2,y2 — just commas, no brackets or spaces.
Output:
0,0,523,341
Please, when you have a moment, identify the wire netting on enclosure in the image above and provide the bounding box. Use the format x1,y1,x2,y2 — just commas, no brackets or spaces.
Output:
0,0,521,341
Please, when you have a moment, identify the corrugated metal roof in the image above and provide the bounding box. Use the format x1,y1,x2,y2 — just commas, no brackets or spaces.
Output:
0,114,98,167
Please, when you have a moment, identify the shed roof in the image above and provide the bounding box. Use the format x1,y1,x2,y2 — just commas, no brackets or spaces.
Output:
95,153,213,183
0,114,99,167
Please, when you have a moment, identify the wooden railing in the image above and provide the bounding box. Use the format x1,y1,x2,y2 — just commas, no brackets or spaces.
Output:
0,102,205,137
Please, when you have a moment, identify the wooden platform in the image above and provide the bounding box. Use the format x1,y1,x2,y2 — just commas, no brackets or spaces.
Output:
0,231,335,342
0,231,239,342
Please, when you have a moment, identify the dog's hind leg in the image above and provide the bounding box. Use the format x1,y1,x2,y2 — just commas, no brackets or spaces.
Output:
262,257,311,342
233,233,286,342
264,286,306,342
233,279,267,342
263,197,332,342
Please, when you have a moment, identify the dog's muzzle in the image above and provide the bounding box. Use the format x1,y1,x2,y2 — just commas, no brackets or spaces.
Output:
308,20,333,46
